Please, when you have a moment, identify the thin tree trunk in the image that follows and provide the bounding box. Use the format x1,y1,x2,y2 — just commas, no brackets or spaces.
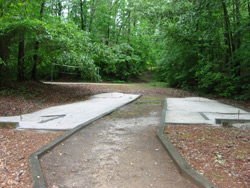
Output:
127,0,132,44
17,0,27,82
232,0,236,52
18,37,25,82
106,0,120,45
196,0,200,32
116,24,123,44
221,0,233,66
80,0,85,31
57,1,62,17
116,18,127,44
133,19,136,34
31,2,45,80
248,0,250,15
235,0,241,50
127,10,131,44
234,0,241,76
89,0,98,33
106,0,113,45
106,24,110,45
31,41,39,80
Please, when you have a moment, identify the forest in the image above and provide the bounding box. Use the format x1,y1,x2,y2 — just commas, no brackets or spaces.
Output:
0,0,249,99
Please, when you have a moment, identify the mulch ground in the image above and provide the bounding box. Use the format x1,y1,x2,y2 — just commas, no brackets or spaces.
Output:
165,124,250,188
0,129,64,187
0,81,249,187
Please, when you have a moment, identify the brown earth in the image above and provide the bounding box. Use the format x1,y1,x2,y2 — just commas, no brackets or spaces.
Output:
0,81,249,188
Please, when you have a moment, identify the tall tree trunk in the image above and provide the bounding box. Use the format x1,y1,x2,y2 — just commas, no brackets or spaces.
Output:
89,0,98,33
116,24,123,44
18,37,25,82
133,19,136,34
232,0,236,52
106,24,110,45
80,0,86,31
127,10,131,44
31,41,39,80
17,0,27,82
106,0,120,45
57,1,62,17
31,2,45,81
221,0,233,66
234,0,241,76
235,0,241,50
127,0,133,44
106,0,113,45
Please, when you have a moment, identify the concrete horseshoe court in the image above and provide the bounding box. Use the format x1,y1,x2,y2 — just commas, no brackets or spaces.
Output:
0,92,140,130
3,92,247,187
165,97,250,126
30,94,202,188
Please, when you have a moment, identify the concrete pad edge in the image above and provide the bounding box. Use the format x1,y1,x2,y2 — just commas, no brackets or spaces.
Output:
29,94,142,188
157,98,217,188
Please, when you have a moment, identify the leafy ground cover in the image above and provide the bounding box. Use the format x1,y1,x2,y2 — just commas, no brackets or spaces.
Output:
165,124,250,188
0,81,249,187
0,129,64,187
0,81,197,117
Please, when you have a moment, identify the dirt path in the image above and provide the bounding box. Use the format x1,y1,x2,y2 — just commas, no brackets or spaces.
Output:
40,96,198,188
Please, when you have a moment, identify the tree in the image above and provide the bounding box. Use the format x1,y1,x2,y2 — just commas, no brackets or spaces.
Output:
154,0,249,99
89,0,99,33
1,0,248,99
32,1,45,81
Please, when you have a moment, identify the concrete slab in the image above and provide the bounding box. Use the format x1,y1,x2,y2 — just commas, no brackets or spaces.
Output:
0,92,140,130
165,97,250,125
158,99,217,188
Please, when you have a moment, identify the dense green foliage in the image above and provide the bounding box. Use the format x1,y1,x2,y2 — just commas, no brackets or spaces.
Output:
0,0,249,99
152,0,250,99
0,0,153,83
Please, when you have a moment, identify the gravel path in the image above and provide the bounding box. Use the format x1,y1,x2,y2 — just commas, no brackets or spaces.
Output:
40,96,198,188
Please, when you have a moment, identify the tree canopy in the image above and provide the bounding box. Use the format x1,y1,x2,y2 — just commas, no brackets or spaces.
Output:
0,0,249,99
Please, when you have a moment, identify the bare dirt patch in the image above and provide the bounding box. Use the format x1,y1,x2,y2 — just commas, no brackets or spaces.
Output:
165,124,250,188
